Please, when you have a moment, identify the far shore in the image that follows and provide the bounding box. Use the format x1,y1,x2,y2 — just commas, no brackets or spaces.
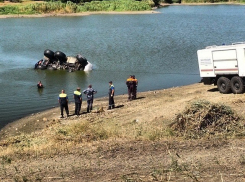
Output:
0,2,244,19
0,10,160,19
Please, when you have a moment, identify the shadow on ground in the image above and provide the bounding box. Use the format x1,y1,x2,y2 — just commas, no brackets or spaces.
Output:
115,105,124,109
207,88,219,92
135,96,145,100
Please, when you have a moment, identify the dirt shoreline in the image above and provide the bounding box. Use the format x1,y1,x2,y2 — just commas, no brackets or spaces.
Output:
1,83,196,139
0,10,160,19
2,82,245,181
0,81,243,138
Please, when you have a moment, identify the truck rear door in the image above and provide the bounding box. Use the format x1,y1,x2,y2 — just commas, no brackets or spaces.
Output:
212,49,238,75
197,49,215,77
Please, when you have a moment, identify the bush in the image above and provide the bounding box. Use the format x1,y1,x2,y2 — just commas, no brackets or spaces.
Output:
152,0,161,5
77,0,151,12
9,0,22,2
170,100,245,139
0,5,20,15
182,0,229,2
23,1,66,13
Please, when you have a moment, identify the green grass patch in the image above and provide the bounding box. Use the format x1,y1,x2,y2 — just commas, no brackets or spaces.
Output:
0,0,152,15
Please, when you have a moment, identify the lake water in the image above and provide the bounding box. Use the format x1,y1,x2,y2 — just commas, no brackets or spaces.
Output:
0,5,245,128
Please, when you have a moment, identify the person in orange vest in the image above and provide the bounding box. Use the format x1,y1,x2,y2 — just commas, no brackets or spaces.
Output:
58,89,69,118
132,75,138,100
126,75,134,101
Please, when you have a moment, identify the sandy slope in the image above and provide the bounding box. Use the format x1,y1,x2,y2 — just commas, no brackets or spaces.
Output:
0,83,213,138
3,82,245,137
1,83,245,181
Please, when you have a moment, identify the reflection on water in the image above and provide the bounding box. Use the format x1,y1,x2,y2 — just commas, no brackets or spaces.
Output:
37,88,44,96
0,5,245,128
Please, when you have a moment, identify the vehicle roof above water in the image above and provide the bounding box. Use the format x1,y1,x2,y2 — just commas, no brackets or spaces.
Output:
200,42,245,51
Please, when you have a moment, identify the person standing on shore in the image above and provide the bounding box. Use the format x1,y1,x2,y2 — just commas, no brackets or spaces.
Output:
83,84,97,113
132,75,138,99
73,87,82,116
108,81,115,110
126,75,134,101
58,89,69,118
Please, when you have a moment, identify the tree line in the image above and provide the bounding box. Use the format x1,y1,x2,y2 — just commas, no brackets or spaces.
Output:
0,0,162,6
0,0,244,13
0,0,155,14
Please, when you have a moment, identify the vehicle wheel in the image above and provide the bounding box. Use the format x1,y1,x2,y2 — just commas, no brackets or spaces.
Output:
217,77,231,94
54,51,67,63
231,76,244,94
44,49,55,59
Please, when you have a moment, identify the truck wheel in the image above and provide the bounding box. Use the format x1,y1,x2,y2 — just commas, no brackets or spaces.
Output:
217,77,231,94
231,76,244,94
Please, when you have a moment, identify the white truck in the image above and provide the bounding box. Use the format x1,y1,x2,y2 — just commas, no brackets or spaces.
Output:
197,42,245,94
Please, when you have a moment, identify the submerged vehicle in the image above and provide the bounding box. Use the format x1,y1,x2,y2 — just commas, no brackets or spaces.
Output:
35,49,92,71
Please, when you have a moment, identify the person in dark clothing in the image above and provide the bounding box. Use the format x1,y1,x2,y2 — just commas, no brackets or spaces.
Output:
37,81,44,88
83,84,97,113
132,75,138,100
126,75,134,101
35,59,43,69
73,87,82,115
108,81,115,110
58,90,69,118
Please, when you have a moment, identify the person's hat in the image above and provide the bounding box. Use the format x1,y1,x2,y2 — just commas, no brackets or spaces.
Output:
109,81,112,83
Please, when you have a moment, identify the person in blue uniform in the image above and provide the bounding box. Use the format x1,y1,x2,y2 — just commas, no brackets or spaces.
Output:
108,81,115,110
83,84,97,113
58,89,69,118
73,87,82,116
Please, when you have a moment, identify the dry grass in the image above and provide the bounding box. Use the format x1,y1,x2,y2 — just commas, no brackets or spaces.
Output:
1,83,245,181
170,100,245,139
0,115,172,161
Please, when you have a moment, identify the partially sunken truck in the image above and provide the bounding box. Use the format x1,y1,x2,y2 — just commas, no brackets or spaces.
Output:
197,42,245,94
35,49,91,72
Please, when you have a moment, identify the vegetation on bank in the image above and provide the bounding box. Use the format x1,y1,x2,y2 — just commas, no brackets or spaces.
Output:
181,0,245,3
0,0,244,15
0,0,155,15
